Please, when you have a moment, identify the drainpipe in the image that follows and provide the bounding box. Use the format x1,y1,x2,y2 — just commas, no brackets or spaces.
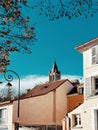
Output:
61,114,71,130
61,118,66,130
66,114,71,130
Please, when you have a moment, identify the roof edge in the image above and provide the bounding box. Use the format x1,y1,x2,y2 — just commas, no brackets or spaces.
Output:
14,79,72,101
75,37,98,53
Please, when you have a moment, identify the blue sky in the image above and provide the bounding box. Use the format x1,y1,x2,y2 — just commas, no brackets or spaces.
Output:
0,5,98,92
8,12,98,76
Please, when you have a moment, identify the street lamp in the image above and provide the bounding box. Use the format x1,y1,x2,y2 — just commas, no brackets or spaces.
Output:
4,70,20,130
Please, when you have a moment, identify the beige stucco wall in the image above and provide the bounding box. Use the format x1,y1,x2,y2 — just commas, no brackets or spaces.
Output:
55,81,74,121
13,81,73,126
13,92,54,125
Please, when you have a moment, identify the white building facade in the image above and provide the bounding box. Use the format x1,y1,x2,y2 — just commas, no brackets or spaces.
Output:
67,37,98,130
0,101,14,130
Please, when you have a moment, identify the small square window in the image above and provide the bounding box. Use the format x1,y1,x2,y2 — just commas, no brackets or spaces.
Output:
72,114,81,127
79,88,84,94
0,108,7,124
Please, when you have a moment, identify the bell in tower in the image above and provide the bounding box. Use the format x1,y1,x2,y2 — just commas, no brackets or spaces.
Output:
49,61,61,82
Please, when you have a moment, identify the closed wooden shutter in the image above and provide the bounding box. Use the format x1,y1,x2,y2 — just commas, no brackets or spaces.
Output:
85,77,92,98
91,45,98,64
96,45,98,64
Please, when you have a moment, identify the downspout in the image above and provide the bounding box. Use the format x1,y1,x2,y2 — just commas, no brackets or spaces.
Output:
66,114,71,130
62,114,71,130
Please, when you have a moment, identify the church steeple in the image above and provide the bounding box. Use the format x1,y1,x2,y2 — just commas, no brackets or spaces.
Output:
49,61,61,82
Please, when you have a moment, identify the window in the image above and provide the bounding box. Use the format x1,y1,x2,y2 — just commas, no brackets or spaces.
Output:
41,85,48,90
73,114,81,127
91,77,98,95
95,110,98,130
91,46,98,65
85,77,98,96
0,108,7,124
79,88,84,94
93,78,98,95
95,78,98,90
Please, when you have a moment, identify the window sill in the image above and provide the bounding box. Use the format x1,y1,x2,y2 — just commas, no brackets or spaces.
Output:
72,126,83,129
85,63,98,69
86,95,98,100
0,124,8,128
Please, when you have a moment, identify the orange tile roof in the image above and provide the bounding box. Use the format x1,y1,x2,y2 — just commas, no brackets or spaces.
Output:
21,79,68,98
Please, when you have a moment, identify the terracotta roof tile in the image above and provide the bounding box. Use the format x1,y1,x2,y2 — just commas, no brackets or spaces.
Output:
22,79,68,98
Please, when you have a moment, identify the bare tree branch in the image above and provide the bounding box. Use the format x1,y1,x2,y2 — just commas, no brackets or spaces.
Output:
0,0,98,72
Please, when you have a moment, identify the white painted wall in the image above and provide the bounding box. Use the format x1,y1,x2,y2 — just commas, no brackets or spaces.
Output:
68,39,98,130
68,104,84,130
77,39,98,130
0,103,13,130
19,127,33,130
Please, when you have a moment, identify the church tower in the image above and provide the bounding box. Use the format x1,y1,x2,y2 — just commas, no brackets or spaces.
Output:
49,61,61,82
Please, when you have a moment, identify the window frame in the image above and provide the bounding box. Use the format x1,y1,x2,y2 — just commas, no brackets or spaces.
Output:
92,47,96,64
91,76,98,96
72,114,81,127
0,108,7,125
91,45,98,65
79,88,84,94
95,78,98,90
94,110,98,130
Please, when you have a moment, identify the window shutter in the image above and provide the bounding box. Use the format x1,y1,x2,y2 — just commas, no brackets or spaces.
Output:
92,47,96,64
91,45,98,64
85,77,92,98
96,45,98,64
